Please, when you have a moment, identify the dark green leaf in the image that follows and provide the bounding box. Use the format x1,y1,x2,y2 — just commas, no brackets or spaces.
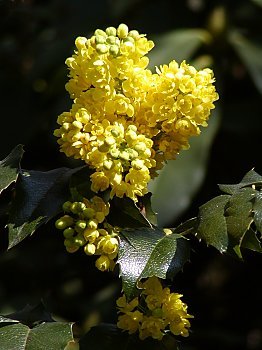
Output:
5,303,54,327
0,145,24,194
118,228,189,299
219,169,262,195
240,228,262,253
108,197,153,229
229,31,262,94
0,322,74,350
79,323,179,350
197,195,231,252
7,167,77,249
253,190,262,233
69,166,93,201
225,187,255,240
172,218,198,235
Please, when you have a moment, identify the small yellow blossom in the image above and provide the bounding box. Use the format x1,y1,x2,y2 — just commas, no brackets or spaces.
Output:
117,276,193,340
55,24,218,201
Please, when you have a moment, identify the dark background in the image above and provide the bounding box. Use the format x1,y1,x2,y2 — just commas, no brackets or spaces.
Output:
0,1,262,349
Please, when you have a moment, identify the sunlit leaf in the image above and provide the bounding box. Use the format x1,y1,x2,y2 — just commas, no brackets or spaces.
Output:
0,145,24,195
118,228,189,299
0,322,74,350
229,31,262,94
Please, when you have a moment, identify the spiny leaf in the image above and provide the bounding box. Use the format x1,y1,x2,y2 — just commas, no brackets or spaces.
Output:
0,144,24,195
0,322,74,350
118,228,189,299
225,187,256,240
219,169,262,195
197,195,231,252
7,167,77,249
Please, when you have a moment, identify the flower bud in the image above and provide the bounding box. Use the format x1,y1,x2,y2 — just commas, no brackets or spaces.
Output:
106,26,117,36
83,207,95,219
96,44,109,54
62,201,72,212
63,227,75,238
76,220,87,230
117,24,129,38
95,255,111,271
84,243,96,255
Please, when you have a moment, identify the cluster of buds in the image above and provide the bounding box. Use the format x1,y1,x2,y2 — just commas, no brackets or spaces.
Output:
55,196,119,271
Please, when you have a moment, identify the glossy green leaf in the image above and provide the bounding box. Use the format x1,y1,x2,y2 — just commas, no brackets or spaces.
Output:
219,169,262,195
149,110,220,226
79,323,179,350
149,28,211,68
0,322,74,350
0,145,24,195
229,31,262,94
118,228,189,299
253,190,262,233
7,167,77,249
197,195,231,252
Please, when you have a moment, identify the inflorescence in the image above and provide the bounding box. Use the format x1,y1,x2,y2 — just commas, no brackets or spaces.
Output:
117,276,193,340
54,23,218,202
54,24,218,340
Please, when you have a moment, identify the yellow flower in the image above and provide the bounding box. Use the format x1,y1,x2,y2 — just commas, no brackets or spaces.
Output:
117,276,193,341
139,316,166,340
55,24,218,201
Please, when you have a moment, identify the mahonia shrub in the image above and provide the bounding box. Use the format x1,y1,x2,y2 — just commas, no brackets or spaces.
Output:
1,23,261,350
53,23,218,343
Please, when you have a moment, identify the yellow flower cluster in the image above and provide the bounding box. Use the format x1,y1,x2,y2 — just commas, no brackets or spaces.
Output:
54,24,218,201
55,196,119,271
117,276,193,340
